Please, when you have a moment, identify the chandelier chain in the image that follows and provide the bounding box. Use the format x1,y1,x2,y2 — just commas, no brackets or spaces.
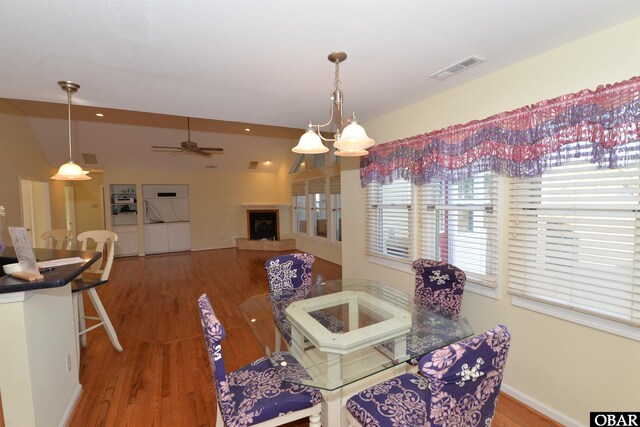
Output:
334,60,342,92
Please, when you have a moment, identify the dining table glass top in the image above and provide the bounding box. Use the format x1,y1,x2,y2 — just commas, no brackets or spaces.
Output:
238,278,473,391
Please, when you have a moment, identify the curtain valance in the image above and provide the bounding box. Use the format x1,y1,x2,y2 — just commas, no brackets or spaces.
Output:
360,76,640,186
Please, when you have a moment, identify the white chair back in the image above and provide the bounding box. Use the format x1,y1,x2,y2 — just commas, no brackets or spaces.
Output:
41,229,74,250
76,230,118,280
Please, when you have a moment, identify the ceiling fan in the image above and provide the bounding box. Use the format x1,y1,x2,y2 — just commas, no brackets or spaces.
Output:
152,117,223,157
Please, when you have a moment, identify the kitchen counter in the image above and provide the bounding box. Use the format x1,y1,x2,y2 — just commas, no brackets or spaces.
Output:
0,246,102,427
0,247,102,293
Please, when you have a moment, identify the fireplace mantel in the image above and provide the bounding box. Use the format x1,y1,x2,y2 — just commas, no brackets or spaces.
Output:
241,203,291,209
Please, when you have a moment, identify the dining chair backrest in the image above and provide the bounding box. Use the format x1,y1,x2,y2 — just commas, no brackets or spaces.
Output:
198,294,229,396
76,230,118,280
412,258,466,320
264,253,315,297
41,229,74,250
418,324,511,426
198,294,322,427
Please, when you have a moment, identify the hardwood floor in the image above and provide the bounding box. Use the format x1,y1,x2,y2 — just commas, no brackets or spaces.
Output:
62,248,559,426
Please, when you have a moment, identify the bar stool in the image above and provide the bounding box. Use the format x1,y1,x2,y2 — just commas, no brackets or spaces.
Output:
40,229,74,249
72,230,123,356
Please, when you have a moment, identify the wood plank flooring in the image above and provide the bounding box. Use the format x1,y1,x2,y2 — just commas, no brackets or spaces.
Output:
58,248,559,426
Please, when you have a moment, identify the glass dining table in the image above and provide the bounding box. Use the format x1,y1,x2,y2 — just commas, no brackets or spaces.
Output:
238,278,473,426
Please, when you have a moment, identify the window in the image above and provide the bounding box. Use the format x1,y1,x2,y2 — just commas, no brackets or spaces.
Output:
289,154,306,174
508,153,640,334
308,178,327,238
418,173,499,290
330,176,341,242
366,179,413,262
292,181,307,233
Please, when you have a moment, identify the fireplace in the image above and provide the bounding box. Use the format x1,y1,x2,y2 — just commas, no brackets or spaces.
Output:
247,210,279,240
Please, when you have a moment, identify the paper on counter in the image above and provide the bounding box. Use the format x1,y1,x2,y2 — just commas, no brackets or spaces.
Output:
37,257,85,268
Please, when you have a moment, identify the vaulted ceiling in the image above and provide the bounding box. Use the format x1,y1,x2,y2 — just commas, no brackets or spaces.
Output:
2,1,639,173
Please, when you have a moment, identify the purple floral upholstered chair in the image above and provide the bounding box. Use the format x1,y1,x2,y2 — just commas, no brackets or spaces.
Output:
406,259,467,369
412,259,466,321
346,325,511,427
265,253,342,351
198,294,322,427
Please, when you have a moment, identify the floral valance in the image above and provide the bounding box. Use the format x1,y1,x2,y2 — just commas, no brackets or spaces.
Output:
360,76,640,186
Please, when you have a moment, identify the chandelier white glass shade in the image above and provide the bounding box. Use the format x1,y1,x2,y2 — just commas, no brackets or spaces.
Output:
51,81,91,181
292,52,374,157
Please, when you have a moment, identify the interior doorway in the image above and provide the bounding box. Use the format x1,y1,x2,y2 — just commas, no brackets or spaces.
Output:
19,177,52,248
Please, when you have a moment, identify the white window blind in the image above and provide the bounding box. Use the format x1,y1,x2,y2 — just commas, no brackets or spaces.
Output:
308,178,326,195
417,173,499,288
292,181,306,196
508,158,640,327
365,179,413,262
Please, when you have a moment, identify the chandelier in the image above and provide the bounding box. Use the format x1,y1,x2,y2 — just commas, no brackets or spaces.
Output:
292,52,374,157
51,81,91,180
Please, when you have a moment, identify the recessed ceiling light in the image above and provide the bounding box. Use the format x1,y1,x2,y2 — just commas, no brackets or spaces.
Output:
244,128,251,132
95,113,104,117
264,160,271,165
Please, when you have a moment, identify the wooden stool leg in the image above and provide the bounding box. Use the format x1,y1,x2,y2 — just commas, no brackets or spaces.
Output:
87,288,123,352
78,293,87,348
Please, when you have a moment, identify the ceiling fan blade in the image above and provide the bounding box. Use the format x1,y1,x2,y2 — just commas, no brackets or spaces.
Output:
192,148,213,157
197,147,224,152
151,146,181,150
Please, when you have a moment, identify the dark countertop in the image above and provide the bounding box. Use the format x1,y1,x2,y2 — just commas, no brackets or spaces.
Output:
0,247,102,294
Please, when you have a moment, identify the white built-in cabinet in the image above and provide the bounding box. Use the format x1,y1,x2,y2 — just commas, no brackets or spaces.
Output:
110,184,139,257
113,225,138,257
142,184,191,254
144,222,191,254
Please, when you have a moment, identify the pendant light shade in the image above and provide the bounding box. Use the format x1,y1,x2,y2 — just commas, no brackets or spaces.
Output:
334,119,374,150
51,81,91,181
292,126,329,154
51,161,91,180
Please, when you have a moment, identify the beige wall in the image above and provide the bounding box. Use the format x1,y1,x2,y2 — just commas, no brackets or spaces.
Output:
104,168,291,253
343,18,640,426
72,172,105,234
0,100,66,244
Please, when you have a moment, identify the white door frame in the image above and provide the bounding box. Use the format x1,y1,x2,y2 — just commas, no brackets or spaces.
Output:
19,177,52,248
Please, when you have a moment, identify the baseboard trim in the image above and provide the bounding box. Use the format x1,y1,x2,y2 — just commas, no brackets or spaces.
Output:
59,384,82,427
501,383,581,427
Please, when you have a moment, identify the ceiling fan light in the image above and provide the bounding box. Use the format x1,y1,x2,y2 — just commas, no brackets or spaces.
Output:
51,161,91,180
338,121,375,149
292,129,329,154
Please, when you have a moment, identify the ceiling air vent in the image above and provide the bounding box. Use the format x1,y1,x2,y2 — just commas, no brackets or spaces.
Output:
430,56,484,81
82,153,98,164
248,161,259,170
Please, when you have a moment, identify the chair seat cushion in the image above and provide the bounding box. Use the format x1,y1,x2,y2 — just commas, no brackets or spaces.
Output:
346,373,429,427
219,356,321,427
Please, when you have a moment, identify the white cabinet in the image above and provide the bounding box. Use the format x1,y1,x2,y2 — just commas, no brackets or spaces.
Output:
113,225,138,257
110,184,137,226
144,222,191,254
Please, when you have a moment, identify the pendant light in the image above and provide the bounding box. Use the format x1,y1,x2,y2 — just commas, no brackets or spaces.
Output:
292,52,375,156
51,81,91,180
